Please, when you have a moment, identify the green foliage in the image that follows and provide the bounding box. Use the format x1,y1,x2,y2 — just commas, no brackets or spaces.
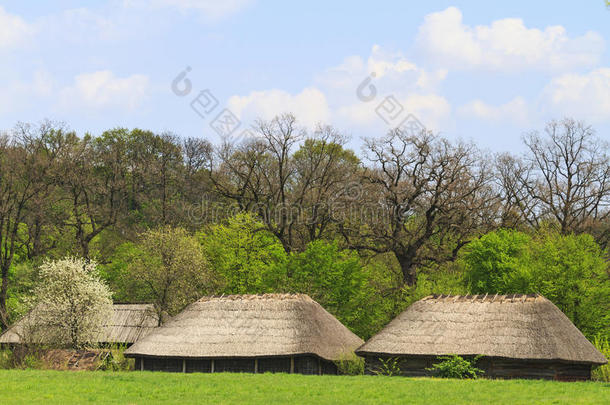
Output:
334,352,364,376
6,262,38,324
117,226,214,321
373,357,402,376
21,354,44,370
281,240,382,338
462,229,610,338
427,355,484,379
0,348,45,370
592,335,610,382
0,349,12,369
97,344,134,372
199,213,288,294
463,229,533,293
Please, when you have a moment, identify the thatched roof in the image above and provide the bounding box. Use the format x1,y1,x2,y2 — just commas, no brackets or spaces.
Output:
0,304,158,345
357,294,607,365
124,294,363,361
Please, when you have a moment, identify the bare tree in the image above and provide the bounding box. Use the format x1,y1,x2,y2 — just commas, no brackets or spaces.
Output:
56,129,128,259
499,119,610,234
211,114,360,252
342,128,498,286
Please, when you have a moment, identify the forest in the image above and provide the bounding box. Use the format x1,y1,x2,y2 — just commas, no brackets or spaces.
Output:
0,114,608,342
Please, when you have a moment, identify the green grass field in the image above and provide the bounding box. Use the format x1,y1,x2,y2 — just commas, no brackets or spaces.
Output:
1,370,608,404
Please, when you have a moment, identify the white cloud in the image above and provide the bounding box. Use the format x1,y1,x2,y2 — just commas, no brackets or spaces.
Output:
125,0,253,21
43,8,121,42
542,68,610,123
59,71,150,111
416,7,604,72
316,44,447,97
0,70,56,114
315,45,451,131
227,87,331,128
458,97,530,125
0,6,34,49
227,44,452,133
337,94,451,132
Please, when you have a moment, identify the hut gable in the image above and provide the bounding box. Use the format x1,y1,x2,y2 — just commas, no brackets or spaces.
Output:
124,294,364,361
356,294,607,365
0,304,158,345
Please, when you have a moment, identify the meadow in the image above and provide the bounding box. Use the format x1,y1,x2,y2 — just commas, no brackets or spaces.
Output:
1,370,609,404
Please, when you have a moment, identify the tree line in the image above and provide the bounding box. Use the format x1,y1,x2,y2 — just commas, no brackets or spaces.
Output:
1,115,608,339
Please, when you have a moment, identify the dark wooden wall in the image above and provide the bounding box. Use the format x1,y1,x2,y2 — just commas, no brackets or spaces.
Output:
363,355,593,381
134,355,338,375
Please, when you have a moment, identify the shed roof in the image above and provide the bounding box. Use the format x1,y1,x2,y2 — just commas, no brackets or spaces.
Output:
124,294,363,361
356,294,607,365
0,304,158,345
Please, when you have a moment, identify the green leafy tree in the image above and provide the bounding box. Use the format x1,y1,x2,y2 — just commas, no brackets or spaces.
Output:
463,229,610,338
281,240,380,337
199,212,288,294
463,229,533,294
120,226,214,323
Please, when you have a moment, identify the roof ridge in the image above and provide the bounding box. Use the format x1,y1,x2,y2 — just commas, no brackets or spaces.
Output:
423,293,541,303
196,293,313,302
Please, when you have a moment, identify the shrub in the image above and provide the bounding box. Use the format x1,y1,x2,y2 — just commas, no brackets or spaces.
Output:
334,352,364,375
373,357,402,376
427,355,484,379
0,347,46,369
592,335,610,382
0,349,12,369
97,344,134,371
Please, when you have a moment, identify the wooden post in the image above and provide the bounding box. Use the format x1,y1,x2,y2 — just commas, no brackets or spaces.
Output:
182,359,186,373
254,358,258,373
141,357,144,371
211,359,215,373
290,357,294,374
318,358,321,375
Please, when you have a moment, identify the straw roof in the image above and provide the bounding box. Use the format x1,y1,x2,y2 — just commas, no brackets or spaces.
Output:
357,294,607,365
0,304,158,345
124,294,363,361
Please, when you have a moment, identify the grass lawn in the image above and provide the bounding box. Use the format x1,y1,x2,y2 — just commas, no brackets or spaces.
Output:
1,370,608,404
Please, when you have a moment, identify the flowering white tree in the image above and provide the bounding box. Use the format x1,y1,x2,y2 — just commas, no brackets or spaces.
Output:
28,257,113,348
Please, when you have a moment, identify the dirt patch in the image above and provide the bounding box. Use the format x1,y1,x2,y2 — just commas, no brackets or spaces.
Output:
41,349,105,371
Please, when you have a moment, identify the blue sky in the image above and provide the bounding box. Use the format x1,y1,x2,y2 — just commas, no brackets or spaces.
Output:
1,1,609,152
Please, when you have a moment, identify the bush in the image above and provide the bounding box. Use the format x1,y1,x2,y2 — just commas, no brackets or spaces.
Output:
427,355,484,379
334,352,364,375
592,335,610,382
0,349,12,369
373,357,402,376
97,344,134,371
0,347,46,369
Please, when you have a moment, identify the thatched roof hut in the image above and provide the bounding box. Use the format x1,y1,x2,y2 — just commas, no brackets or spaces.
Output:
0,304,158,346
356,294,607,380
124,294,363,374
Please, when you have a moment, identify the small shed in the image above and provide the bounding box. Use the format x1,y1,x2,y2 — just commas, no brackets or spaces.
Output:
356,294,607,381
124,294,364,374
0,304,158,347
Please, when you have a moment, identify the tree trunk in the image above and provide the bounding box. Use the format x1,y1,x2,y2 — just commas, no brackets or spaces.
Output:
396,252,418,287
0,264,9,329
